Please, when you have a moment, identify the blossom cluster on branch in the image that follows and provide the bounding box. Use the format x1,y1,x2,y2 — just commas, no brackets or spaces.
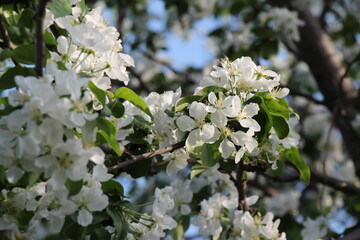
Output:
0,0,316,239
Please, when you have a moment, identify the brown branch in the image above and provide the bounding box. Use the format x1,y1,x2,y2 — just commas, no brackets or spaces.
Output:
339,50,360,94
0,16,22,66
311,168,360,196
143,51,196,84
264,167,360,196
129,68,150,93
339,227,360,240
280,83,324,105
107,141,185,172
236,161,249,211
270,0,360,178
35,0,50,76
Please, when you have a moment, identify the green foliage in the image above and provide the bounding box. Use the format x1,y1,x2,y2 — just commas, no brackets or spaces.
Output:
97,117,122,156
114,87,153,119
190,162,208,179
65,179,83,196
108,101,125,118
101,179,124,197
88,81,107,107
272,115,290,139
0,66,35,91
282,147,311,184
175,95,202,112
200,140,221,167
106,206,128,240
10,44,37,65
48,0,72,18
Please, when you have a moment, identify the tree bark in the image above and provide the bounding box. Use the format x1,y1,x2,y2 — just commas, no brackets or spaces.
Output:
269,0,360,178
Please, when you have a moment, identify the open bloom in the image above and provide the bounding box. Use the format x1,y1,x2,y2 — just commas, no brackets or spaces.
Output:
176,102,219,143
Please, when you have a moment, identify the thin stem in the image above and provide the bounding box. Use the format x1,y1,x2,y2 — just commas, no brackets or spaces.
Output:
236,160,249,211
108,141,185,172
0,15,20,66
35,0,50,76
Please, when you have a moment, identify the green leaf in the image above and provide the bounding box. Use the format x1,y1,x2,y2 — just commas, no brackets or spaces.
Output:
18,8,35,29
88,81,107,107
282,147,310,184
263,96,293,120
108,101,125,118
65,179,83,196
101,180,124,197
78,0,90,14
247,95,273,142
48,0,72,18
272,115,289,139
97,117,116,137
106,206,128,240
10,44,50,65
98,130,122,156
190,162,207,179
97,117,122,156
200,141,221,167
61,215,87,240
10,44,36,65
91,228,112,240
44,30,57,46
175,95,202,112
0,97,8,105
114,87,153,119
17,211,34,230
0,48,12,61
172,216,190,240
0,66,36,91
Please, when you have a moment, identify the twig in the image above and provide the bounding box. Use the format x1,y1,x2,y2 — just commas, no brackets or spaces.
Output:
143,51,197,84
236,161,249,211
311,168,360,195
264,167,360,195
107,141,185,172
339,227,360,240
0,16,21,66
280,83,325,105
129,68,150,93
35,0,50,76
339,51,360,94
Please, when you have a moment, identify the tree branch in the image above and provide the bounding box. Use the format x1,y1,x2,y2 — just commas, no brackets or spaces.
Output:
264,167,360,196
143,51,197,84
270,0,360,179
339,227,360,240
236,161,249,211
35,0,50,76
128,67,150,93
0,15,21,66
107,141,185,172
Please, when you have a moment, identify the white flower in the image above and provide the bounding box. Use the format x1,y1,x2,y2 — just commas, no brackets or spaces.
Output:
72,186,109,226
165,148,189,175
219,129,258,163
259,7,305,42
301,216,327,240
264,190,300,216
232,98,261,132
153,187,175,215
176,102,219,143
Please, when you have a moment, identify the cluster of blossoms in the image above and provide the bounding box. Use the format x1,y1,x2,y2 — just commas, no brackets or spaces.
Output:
0,64,113,235
259,7,305,42
190,166,286,239
180,57,297,166
0,0,310,239
0,1,132,237
126,178,193,240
